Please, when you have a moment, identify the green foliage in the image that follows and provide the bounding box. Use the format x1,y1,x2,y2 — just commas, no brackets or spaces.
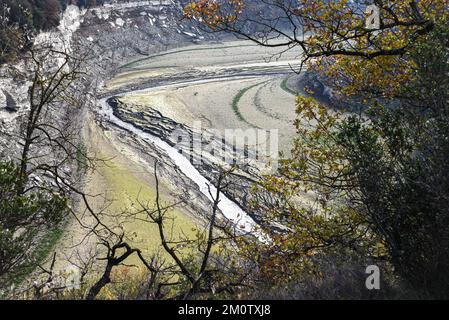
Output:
335,23,449,297
0,161,67,289
250,22,449,298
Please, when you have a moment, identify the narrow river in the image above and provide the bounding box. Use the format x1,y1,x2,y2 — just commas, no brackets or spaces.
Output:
100,97,265,239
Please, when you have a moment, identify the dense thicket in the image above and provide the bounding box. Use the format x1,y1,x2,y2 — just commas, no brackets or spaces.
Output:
0,0,104,64
0,161,66,288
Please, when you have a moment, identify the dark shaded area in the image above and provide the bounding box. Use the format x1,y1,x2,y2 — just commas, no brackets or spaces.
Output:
1,89,17,112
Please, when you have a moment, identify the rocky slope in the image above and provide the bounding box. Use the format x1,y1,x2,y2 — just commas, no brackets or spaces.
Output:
0,0,280,240
0,1,215,164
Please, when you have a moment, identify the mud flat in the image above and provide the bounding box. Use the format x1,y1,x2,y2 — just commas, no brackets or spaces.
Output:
106,40,302,154
94,41,311,232
49,40,303,276
50,110,205,273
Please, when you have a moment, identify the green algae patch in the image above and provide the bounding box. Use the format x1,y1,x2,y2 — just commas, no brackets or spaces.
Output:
98,158,199,264
280,76,298,96
231,82,265,128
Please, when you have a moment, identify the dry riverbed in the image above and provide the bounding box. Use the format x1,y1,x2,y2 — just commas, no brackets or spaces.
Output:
42,40,305,290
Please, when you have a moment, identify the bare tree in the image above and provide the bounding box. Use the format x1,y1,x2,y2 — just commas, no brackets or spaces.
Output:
0,42,117,294
86,161,253,300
